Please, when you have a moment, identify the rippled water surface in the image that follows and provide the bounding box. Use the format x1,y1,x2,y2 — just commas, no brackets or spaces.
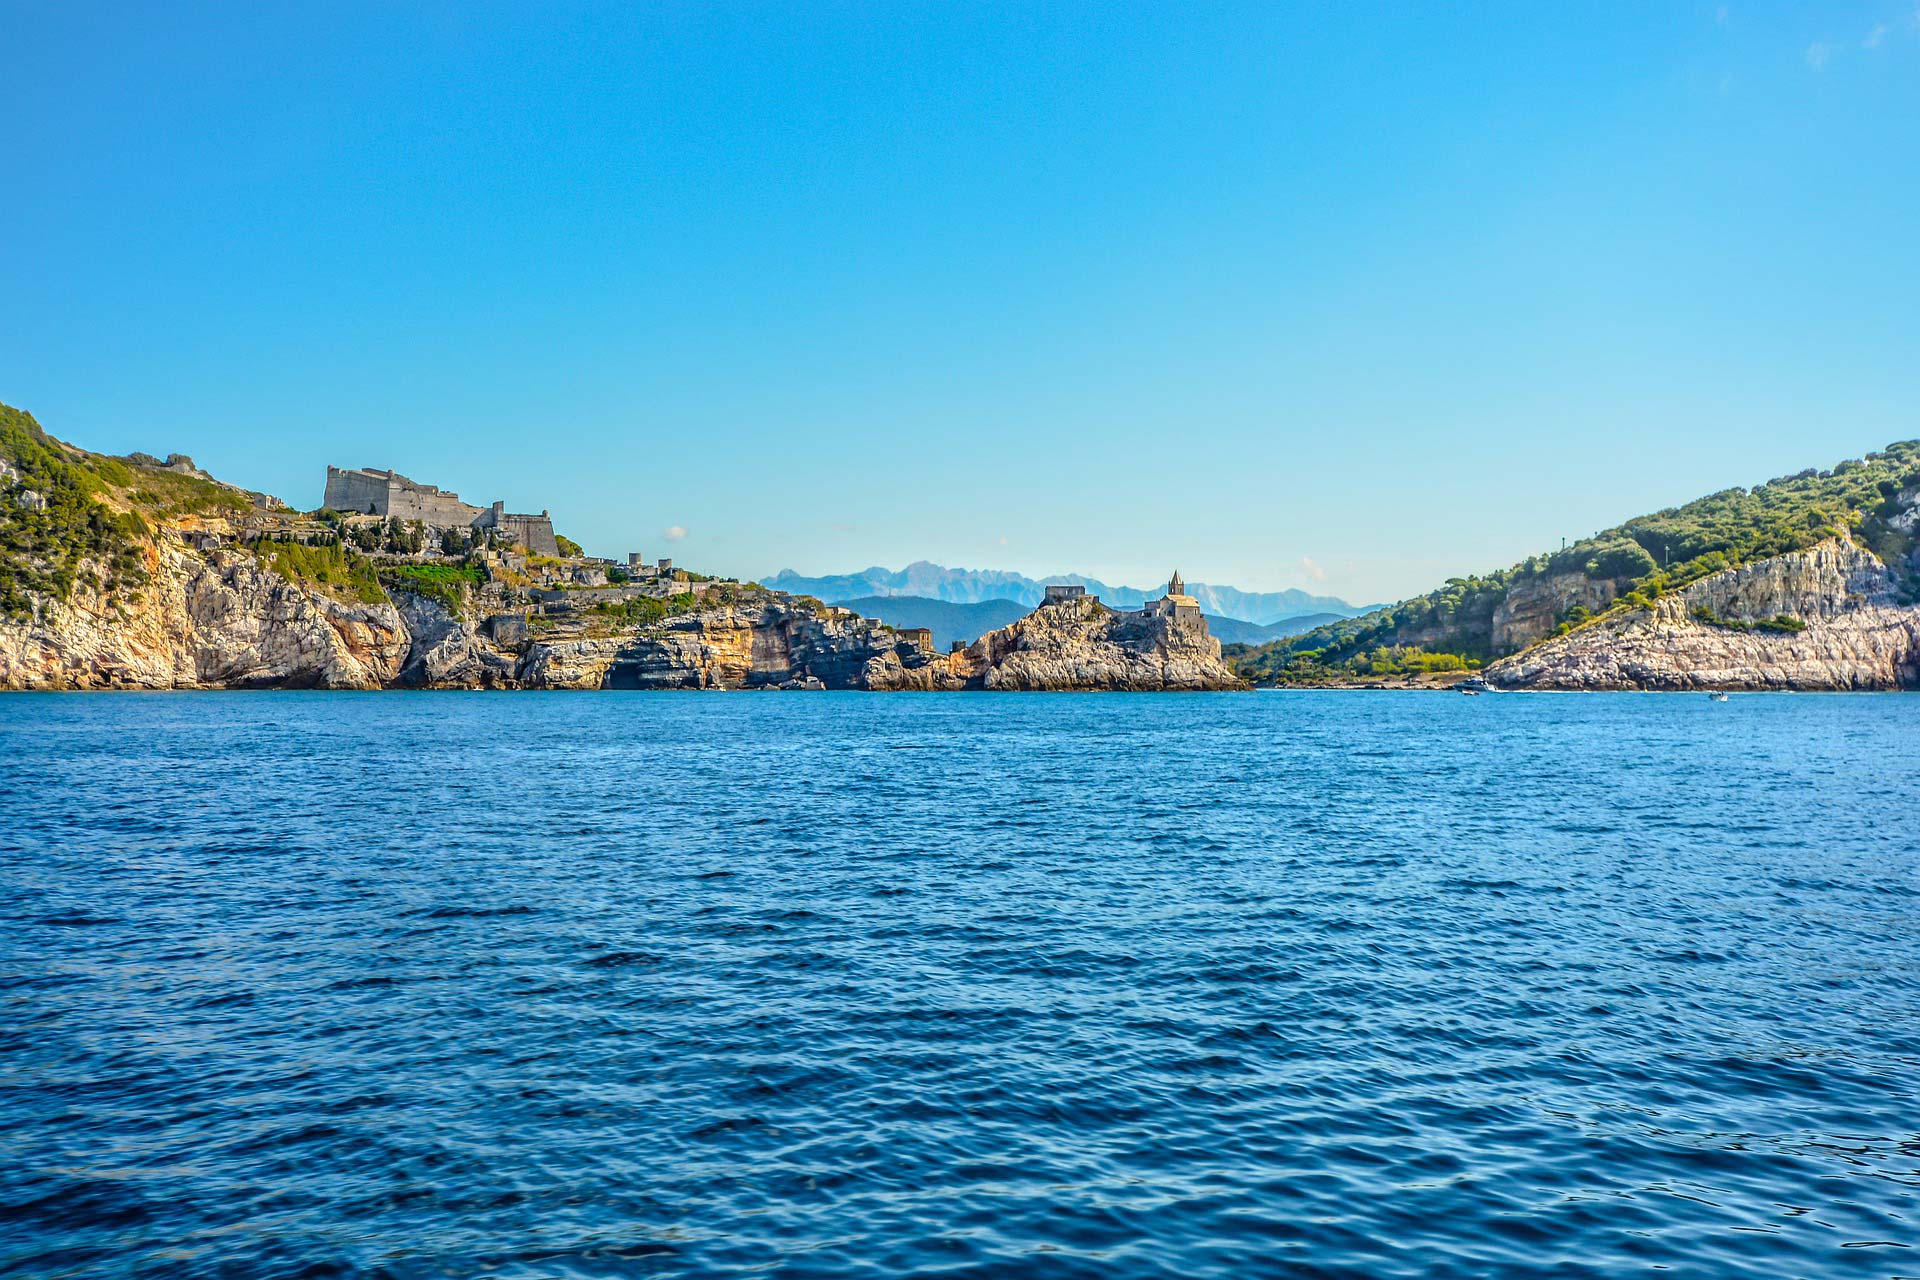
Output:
4,692,1919,1278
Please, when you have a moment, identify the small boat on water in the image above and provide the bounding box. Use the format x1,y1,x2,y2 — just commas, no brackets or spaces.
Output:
1709,691,1730,702
1456,676,1492,695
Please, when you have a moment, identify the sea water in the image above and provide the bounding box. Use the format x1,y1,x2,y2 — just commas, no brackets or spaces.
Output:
2,691,1917,1278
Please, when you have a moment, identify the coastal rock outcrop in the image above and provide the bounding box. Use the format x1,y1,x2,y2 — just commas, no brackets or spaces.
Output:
528,597,957,690
870,594,1242,691
1488,539,1920,690
390,592,519,688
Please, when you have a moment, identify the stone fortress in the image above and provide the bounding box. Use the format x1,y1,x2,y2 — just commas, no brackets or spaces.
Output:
323,466,561,557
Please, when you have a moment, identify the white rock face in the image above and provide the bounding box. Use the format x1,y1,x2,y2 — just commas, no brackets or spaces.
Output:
0,543,406,690
1491,573,1620,652
1489,539,1920,691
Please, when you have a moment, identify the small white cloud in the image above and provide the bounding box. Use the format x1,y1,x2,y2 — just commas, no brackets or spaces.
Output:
997,535,1008,546
1806,40,1833,69
1299,555,1327,583
1858,4,1920,48
662,525,688,542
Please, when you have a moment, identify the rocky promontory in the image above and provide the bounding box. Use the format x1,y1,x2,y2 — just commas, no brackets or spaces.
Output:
873,592,1241,691
0,403,1238,692
1229,439,1920,691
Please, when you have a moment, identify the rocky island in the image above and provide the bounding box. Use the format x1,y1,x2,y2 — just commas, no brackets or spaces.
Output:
0,402,1241,692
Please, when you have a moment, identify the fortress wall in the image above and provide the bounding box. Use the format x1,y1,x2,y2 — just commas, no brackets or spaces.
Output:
387,487,485,526
323,467,550,549
323,467,484,525
497,514,559,557
324,468,393,515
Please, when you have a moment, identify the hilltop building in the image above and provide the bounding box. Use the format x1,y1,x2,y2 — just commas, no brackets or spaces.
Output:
1043,583,1090,604
322,466,560,556
1143,570,1202,620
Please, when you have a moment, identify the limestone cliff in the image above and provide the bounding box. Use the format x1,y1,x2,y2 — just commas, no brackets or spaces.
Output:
1488,539,1920,691
0,537,407,690
1490,573,1621,652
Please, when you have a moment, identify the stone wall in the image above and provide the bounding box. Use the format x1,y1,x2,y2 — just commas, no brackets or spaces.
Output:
491,512,559,557
323,467,484,526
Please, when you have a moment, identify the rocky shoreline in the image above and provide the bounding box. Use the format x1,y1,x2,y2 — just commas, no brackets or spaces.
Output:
0,520,1243,694
0,405,1248,693
1241,538,1920,694
7,403,1918,695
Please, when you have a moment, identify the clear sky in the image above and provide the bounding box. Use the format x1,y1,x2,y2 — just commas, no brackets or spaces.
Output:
3,2,1916,602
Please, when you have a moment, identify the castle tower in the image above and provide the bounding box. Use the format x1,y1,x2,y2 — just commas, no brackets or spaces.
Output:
1169,569,1185,597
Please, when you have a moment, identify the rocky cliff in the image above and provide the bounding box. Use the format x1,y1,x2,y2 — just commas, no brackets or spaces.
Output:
0,533,408,690
1490,572,1621,652
1488,538,1920,690
0,543,964,692
1233,440,1920,688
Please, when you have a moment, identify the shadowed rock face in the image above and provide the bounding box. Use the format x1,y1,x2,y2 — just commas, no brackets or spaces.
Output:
519,599,953,691
1489,539,1920,691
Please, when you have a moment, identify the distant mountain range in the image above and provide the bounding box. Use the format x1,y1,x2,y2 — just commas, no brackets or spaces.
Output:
833,596,1029,651
768,562,1363,625
836,595,1353,651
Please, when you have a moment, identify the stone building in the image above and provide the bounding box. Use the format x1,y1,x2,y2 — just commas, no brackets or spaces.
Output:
322,466,559,557
478,501,560,558
1142,569,1203,620
1043,583,1090,604
324,467,483,525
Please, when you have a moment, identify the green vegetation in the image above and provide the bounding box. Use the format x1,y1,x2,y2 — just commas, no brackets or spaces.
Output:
1231,440,1920,683
245,537,386,604
118,466,245,521
0,403,153,617
1227,641,1480,684
585,592,706,625
380,562,482,614
555,534,584,557
1689,605,1807,634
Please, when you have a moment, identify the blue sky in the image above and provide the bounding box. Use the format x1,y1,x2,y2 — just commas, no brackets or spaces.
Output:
3,2,1916,602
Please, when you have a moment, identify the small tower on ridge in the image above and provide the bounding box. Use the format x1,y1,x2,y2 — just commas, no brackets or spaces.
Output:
1169,569,1185,597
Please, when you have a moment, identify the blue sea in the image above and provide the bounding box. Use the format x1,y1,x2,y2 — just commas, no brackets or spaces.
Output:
3,692,1918,1278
